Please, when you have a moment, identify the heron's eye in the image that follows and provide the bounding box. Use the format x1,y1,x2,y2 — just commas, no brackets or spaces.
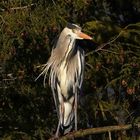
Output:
72,29,77,33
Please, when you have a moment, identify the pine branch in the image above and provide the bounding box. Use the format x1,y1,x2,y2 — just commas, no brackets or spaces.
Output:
49,123,140,140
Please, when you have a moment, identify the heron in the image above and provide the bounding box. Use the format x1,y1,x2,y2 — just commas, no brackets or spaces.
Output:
36,23,92,137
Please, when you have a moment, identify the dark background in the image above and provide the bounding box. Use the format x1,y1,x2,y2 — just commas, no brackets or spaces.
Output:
0,0,140,139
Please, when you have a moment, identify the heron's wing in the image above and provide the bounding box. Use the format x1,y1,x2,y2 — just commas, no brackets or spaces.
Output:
51,78,60,118
66,45,85,93
78,47,85,89
49,35,73,117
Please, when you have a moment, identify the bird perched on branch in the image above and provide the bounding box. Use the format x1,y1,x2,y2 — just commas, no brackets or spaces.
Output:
36,23,92,137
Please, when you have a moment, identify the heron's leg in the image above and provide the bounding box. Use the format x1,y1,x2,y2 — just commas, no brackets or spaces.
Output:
74,91,78,131
55,101,64,137
55,118,61,137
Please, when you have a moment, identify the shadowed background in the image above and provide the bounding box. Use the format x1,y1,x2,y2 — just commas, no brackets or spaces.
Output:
0,0,140,139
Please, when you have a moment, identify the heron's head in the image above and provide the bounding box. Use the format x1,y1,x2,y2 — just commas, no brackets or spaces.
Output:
65,23,92,40
51,23,92,61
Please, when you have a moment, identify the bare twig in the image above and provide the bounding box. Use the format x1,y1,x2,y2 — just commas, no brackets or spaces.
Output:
85,62,94,69
85,24,129,57
52,0,56,5
0,4,35,11
95,30,123,52
10,4,35,10
0,15,6,24
98,49,119,54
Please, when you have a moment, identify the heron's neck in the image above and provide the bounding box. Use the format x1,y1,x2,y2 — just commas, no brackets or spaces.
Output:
65,38,76,61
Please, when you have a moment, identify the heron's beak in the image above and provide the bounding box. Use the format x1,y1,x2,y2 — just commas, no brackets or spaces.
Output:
78,32,92,40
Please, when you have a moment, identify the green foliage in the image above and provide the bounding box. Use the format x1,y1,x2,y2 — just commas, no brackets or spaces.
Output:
0,0,140,139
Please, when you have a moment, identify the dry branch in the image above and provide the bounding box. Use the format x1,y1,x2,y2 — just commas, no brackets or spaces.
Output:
49,123,140,140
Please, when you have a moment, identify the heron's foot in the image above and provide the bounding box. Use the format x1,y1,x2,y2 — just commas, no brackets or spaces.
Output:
55,134,58,138
55,128,60,138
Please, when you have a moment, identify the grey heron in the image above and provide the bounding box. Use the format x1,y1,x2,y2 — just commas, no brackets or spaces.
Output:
36,23,92,137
